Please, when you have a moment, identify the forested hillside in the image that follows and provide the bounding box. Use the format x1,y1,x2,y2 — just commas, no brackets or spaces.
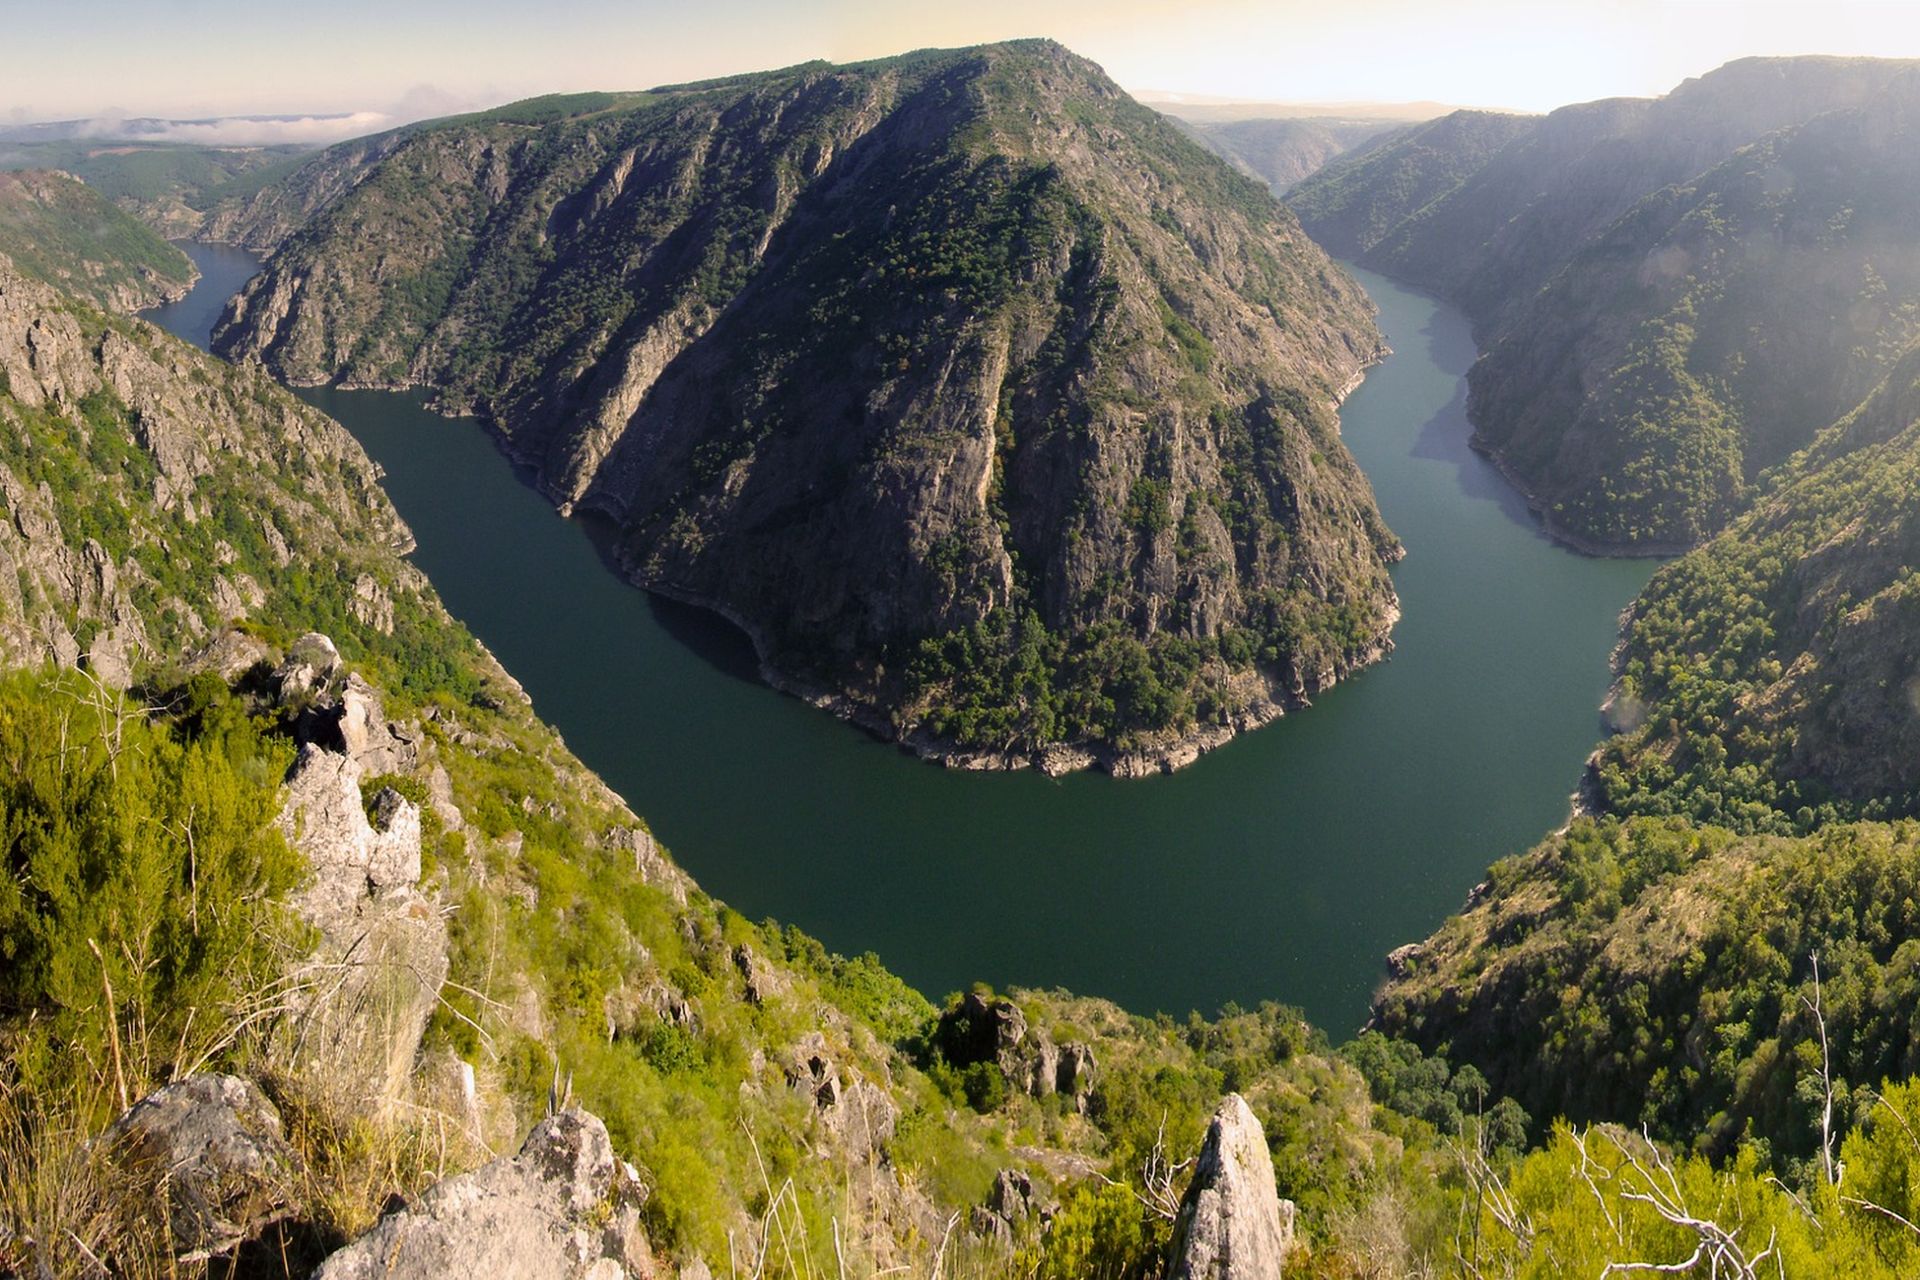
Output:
0,169,194,310
1290,56,1920,550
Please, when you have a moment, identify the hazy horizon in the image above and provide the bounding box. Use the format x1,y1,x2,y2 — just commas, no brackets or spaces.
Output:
12,0,1920,141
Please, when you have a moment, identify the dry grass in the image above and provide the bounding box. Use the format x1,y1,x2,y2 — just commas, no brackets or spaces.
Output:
0,1076,179,1279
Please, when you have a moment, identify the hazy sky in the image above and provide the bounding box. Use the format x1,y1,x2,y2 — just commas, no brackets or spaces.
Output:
11,0,1920,126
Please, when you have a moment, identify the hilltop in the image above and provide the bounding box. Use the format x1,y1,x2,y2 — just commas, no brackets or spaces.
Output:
210,41,1404,775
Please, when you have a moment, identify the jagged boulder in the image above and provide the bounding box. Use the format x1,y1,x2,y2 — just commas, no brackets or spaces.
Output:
938,992,1031,1080
1168,1094,1294,1280
971,1168,1038,1246
313,1108,654,1279
1056,1042,1098,1114
103,1074,301,1260
274,633,421,774
273,631,344,705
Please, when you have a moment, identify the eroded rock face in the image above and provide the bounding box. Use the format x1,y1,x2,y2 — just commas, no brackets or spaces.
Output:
1168,1094,1294,1280
0,260,421,684
314,1108,654,1279
103,1074,301,1260
604,825,690,906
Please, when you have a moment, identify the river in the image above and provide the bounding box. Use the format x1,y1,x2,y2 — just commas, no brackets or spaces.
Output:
149,241,1655,1032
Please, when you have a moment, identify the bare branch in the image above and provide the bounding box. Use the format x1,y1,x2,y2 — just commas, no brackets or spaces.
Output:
1799,952,1838,1187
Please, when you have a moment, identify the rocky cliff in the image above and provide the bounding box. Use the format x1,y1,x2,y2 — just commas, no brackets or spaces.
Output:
1289,56,1920,550
210,40,1402,774
0,170,196,311
0,251,439,684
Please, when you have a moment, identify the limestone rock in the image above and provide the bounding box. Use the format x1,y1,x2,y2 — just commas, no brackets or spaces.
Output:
314,1108,654,1279
426,762,465,830
1167,1094,1294,1280
103,1074,300,1260
605,975,698,1041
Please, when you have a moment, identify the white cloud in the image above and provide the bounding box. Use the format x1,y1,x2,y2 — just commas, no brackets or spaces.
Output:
83,111,398,146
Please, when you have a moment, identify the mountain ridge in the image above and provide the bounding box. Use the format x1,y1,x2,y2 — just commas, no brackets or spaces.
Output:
1289,54,1920,551
209,39,1405,775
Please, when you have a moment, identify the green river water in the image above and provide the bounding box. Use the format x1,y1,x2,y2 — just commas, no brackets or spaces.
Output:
151,241,1655,1032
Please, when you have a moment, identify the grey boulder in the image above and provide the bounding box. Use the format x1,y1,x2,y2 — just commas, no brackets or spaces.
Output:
314,1108,653,1279
1168,1094,1294,1279
103,1074,301,1260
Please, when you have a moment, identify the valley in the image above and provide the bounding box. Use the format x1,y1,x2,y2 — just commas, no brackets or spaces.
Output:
150,241,1652,1030
10,22,1920,1278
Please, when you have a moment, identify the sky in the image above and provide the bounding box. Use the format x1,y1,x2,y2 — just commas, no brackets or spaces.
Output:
9,0,1920,136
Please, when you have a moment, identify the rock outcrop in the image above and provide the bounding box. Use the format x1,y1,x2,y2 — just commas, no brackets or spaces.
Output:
314,1108,655,1279
275,632,424,775
103,1074,302,1261
272,637,447,1117
937,992,1098,1112
779,1030,900,1159
1167,1094,1294,1279
971,1167,1040,1246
